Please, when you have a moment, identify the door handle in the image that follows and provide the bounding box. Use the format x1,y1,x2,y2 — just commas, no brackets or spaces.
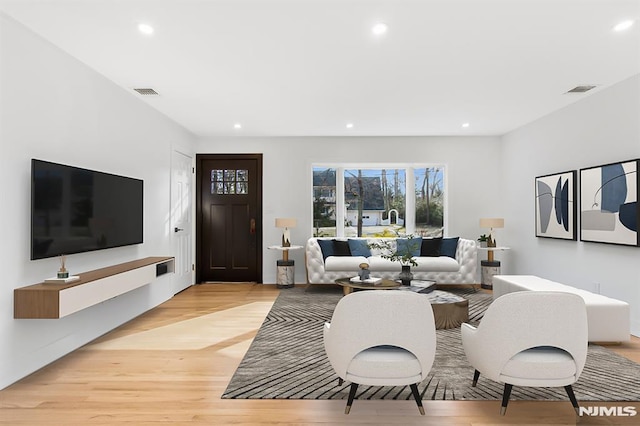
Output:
250,218,256,235
174,227,184,233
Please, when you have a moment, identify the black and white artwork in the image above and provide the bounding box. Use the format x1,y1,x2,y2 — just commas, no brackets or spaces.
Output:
535,170,577,240
580,159,639,246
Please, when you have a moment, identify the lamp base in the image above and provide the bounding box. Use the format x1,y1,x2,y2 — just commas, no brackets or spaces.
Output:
481,260,501,290
276,259,295,288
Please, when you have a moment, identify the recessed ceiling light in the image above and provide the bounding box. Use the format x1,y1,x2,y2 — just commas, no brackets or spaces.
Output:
462,123,470,128
138,23,154,35
346,123,354,129
234,123,242,130
613,20,635,32
371,23,388,36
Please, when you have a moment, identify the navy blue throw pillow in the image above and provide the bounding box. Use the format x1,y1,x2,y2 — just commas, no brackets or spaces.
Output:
420,237,442,257
332,240,352,256
348,239,372,257
317,239,334,260
397,237,422,257
440,237,459,258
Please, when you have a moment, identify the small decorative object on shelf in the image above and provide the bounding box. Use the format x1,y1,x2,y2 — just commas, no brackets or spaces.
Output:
477,234,488,248
57,255,69,279
358,263,370,281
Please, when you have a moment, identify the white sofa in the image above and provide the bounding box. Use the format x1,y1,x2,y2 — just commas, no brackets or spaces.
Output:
305,237,477,285
492,275,630,343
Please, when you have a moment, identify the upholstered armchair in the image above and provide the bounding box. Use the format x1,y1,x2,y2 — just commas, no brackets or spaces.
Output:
461,291,588,415
323,290,436,414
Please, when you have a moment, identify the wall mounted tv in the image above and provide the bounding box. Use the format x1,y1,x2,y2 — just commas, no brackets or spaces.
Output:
31,159,143,260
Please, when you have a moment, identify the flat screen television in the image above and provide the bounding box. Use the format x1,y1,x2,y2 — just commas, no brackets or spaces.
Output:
31,159,143,260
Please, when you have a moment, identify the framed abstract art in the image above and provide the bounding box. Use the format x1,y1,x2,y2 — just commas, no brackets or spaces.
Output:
535,170,577,240
580,159,639,246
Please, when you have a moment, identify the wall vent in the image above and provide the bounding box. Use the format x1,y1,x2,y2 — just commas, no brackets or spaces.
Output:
133,88,159,96
566,85,596,94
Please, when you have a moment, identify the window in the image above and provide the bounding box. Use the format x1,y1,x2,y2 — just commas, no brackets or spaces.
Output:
312,165,445,237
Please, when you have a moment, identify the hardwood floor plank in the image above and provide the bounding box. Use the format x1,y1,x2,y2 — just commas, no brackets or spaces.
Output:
1,283,638,425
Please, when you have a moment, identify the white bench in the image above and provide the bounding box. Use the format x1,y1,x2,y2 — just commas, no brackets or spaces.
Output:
493,275,630,343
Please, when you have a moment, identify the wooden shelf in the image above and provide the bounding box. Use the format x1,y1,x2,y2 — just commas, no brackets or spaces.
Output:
14,257,174,319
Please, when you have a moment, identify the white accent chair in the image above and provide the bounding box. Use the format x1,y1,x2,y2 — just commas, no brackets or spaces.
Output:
323,290,436,415
461,291,588,415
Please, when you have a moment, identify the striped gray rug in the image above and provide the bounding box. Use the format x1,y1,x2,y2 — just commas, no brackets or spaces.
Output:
222,286,640,401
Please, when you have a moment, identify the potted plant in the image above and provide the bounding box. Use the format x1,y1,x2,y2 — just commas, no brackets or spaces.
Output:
369,234,419,285
477,234,488,248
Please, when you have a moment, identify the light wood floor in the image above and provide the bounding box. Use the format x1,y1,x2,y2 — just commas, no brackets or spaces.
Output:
2,283,639,425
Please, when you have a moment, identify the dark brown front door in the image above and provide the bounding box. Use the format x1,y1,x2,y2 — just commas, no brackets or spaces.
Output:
196,154,262,283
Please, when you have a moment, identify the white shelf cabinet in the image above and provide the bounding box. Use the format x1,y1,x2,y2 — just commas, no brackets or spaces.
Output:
14,257,174,319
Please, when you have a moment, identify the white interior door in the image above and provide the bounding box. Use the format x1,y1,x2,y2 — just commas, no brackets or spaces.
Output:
171,150,194,293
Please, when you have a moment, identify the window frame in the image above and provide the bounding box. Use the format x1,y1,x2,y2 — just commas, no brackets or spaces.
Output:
312,163,447,238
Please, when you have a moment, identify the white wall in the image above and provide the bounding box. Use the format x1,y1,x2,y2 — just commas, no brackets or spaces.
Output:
502,74,640,336
196,136,506,283
0,15,196,389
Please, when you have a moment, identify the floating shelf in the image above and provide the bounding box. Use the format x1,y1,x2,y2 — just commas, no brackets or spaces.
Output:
14,257,174,319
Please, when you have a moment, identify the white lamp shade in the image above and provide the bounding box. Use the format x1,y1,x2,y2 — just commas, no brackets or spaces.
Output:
479,218,504,229
275,218,297,228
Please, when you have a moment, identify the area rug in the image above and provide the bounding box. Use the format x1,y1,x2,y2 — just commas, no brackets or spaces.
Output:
222,286,640,401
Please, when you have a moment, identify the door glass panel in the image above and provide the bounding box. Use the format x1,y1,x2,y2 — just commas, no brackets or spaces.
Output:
237,182,248,194
237,170,248,181
210,169,250,195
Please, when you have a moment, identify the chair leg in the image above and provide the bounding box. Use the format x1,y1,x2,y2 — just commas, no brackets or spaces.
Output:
564,385,580,415
338,378,343,386
472,369,480,387
500,383,513,415
345,383,358,414
409,383,425,415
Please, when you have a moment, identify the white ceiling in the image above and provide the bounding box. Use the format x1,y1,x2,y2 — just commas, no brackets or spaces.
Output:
1,0,639,138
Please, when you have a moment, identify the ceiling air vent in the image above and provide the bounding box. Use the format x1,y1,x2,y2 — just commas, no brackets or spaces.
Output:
565,85,596,94
133,88,159,96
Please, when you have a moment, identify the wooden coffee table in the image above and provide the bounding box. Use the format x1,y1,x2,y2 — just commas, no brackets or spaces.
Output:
335,277,400,295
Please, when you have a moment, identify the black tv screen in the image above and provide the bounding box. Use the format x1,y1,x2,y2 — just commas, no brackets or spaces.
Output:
31,159,143,260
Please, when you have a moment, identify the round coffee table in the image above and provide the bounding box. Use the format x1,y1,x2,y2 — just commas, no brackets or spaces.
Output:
423,290,469,329
335,277,400,295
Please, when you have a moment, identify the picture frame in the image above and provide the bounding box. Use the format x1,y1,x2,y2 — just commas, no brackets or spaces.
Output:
535,170,577,240
580,159,639,247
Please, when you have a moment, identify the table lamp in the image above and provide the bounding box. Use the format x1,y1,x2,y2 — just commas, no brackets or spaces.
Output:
275,218,297,247
479,218,504,248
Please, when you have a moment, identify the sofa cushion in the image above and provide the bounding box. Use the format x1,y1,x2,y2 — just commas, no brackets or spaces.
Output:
366,256,459,272
367,256,403,271
324,256,369,271
317,239,335,260
348,239,372,257
412,256,460,272
333,240,352,256
440,237,459,258
397,237,422,257
420,237,442,257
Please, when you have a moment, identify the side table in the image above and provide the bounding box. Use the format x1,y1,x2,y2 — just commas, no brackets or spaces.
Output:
268,245,303,289
477,246,510,290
